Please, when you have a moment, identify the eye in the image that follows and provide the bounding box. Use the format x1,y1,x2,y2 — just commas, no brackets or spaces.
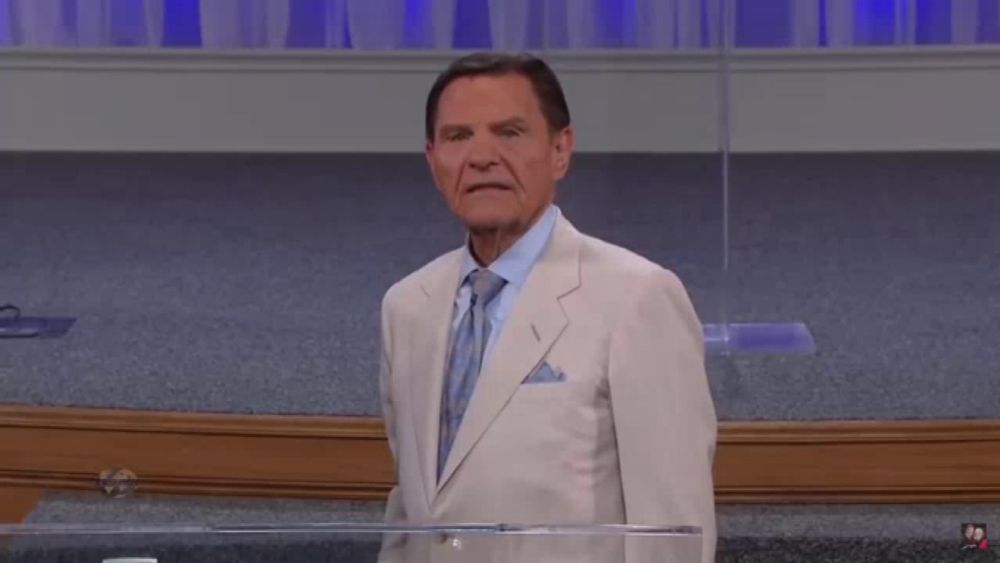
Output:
444,131,471,142
499,127,522,138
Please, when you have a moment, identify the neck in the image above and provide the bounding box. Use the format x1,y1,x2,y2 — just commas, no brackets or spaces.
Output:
468,230,515,266
468,206,549,266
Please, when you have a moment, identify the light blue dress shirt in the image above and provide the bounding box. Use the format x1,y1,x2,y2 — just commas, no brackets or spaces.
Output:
451,205,560,366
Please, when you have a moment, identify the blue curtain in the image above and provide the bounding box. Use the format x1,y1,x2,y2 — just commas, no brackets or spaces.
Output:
1,0,998,48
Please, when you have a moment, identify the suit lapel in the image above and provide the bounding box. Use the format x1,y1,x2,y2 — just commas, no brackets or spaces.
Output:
409,249,464,510
436,217,582,492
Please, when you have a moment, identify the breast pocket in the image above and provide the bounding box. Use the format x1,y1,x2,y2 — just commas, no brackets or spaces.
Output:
513,380,590,402
507,376,603,434
499,372,611,476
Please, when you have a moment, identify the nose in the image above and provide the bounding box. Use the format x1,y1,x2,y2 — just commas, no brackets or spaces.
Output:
466,135,499,171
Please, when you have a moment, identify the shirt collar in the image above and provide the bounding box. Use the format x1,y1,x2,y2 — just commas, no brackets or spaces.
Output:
459,205,560,289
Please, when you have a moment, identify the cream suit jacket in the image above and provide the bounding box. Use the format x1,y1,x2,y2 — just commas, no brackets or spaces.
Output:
377,215,717,563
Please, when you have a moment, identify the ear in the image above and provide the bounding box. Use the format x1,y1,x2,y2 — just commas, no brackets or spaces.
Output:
425,139,447,197
551,126,575,181
425,139,434,168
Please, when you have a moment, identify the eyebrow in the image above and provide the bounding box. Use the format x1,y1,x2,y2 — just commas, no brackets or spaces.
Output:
437,124,471,138
437,117,530,137
490,117,529,130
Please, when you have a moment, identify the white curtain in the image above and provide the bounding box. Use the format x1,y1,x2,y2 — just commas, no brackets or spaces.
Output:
564,0,598,49
951,0,980,44
1,0,998,49
326,0,347,48
488,0,530,51
635,0,678,49
633,0,723,49
346,0,404,49
200,0,289,49
825,0,855,47
12,0,64,46
429,0,455,48
791,0,821,47
703,0,724,48
8,0,163,46
895,0,918,44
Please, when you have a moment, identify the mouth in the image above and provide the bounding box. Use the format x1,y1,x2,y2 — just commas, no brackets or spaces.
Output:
464,182,513,194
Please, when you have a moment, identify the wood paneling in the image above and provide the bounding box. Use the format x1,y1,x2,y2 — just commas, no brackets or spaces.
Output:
0,407,393,501
716,420,1000,503
0,487,43,523
2,406,999,509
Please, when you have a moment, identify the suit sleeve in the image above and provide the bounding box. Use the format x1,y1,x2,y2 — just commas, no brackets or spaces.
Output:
377,293,408,563
608,269,717,563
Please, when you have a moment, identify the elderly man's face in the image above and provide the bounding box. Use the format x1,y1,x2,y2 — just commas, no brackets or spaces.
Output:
426,73,573,237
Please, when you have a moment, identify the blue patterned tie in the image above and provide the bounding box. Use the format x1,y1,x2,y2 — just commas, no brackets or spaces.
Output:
438,269,507,479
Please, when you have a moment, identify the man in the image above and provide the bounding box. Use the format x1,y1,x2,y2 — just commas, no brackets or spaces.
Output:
963,524,977,550
378,52,716,563
973,527,989,551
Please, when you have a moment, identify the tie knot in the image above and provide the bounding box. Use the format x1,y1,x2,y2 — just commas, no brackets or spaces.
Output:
469,269,506,307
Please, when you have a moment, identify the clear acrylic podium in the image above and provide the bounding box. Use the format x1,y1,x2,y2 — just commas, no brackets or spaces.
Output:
0,522,701,562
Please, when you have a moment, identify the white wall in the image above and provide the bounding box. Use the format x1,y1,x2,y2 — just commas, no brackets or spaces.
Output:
1,47,999,153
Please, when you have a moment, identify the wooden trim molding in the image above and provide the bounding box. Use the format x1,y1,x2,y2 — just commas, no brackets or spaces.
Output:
715,419,1000,503
2,406,999,506
0,407,394,501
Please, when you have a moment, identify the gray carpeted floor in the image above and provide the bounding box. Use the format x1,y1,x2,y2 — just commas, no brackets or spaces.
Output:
1,152,998,419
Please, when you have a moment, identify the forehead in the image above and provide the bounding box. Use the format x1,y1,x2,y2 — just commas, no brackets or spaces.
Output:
436,73,545,123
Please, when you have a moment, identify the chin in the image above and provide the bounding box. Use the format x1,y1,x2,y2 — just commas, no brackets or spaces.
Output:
459,210,519,234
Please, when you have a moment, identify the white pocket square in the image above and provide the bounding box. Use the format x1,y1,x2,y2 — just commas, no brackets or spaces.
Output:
523,362,566,384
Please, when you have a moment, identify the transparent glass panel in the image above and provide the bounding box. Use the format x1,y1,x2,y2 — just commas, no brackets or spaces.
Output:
0,4,728,412
720,0,1000,420
536,0,728,357
3,1,721,559
0,523,701,562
